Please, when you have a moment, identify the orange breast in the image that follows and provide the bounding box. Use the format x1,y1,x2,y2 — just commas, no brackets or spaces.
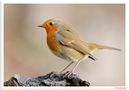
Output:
47,34,59,51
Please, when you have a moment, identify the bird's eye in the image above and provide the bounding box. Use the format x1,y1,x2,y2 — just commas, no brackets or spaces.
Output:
49,22,53,26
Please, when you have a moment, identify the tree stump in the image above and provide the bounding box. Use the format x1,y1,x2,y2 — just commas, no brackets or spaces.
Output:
4,71,90,86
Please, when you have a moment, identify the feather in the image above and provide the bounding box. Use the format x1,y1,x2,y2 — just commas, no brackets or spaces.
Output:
55,27,97,60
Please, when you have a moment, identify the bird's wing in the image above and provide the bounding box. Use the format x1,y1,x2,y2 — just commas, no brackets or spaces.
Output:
55,27,97,60
57,25,80,39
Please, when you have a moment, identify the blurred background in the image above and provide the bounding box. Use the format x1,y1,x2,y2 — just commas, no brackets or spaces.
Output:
4,4,125,86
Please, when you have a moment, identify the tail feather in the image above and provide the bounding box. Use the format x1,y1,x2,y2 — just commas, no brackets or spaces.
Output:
95,43,121,51
88,43,121,51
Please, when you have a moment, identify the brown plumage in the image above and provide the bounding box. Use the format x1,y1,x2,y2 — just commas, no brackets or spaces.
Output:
38,18,121,73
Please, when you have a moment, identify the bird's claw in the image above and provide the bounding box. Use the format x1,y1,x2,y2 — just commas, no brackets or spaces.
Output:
63,71,73,78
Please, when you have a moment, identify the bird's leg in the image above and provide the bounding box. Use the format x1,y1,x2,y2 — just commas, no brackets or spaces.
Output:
63,59,82,77
60,61,74,73
71,59,82,73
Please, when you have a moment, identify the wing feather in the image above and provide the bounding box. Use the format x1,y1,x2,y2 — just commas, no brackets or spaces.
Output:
55,26,96,60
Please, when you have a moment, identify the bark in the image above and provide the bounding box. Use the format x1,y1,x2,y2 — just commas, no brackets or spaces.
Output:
4,71,90,86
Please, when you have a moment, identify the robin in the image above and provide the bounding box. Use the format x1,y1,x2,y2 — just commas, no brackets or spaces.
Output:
38,18,121,73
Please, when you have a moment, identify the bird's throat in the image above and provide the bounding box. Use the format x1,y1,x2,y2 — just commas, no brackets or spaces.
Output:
47,34,59,52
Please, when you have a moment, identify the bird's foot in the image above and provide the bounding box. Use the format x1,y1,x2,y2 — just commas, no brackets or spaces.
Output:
63,71,74,78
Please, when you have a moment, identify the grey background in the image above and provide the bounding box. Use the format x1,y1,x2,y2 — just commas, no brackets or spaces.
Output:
4,4,125,86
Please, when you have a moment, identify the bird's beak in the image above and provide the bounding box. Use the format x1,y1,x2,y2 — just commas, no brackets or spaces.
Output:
37,25,43,28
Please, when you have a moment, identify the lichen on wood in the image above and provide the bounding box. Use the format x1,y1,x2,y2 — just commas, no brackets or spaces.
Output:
4,71,90,86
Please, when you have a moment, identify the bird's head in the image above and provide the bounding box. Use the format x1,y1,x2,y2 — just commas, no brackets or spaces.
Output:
38,18,64,34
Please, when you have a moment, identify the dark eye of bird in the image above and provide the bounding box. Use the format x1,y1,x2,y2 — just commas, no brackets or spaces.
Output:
49,22,53,26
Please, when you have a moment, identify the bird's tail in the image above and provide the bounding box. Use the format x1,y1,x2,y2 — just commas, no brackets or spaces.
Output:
88,43,121,51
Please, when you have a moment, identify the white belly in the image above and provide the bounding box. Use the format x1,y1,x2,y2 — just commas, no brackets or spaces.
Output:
51,45,85,62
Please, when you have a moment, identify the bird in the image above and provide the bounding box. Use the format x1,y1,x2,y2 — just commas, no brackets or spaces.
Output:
38,18,121,73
